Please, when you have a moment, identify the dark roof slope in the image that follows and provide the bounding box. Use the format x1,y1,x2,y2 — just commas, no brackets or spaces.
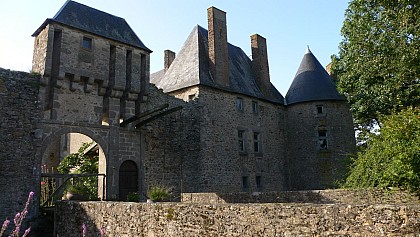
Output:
151,25,284,104
32,0,151,52
285,48,344,105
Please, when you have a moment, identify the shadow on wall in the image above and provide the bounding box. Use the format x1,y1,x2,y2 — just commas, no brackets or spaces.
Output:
180,191,334,204
217,191,335,204
54,201,103,237
182,189,420,204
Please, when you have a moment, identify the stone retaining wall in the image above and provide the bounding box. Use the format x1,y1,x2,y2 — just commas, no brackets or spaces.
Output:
182,189,420,204
55,201,420,236
0,68,41,229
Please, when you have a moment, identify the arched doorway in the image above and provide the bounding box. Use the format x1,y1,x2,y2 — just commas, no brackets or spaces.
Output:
119,160,138,201
40,132,106,205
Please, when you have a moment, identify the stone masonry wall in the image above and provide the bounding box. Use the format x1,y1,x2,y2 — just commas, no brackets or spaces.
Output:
140,85,201,199
55,200,420,236
196,86,286,193
0,68,41,230
181,189,420,205
286,101,356,190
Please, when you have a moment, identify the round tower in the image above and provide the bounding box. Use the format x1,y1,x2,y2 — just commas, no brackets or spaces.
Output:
285,48,355,190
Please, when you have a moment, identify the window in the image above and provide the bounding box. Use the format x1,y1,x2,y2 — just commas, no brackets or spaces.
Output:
318,130,328,150
188,94,195,101
252,101,258,114
82,36,92,50
316,105,324,114
253,132,261,153
236,97,244,112
242,176,248,189
238,130,245,152
256,176,262,189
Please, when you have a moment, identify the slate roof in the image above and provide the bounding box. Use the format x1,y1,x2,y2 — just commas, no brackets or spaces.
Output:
285,48,344,105
32,0,151,52
151,25,284,104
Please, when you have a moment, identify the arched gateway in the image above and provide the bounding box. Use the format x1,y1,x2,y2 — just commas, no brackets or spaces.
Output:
31,1,151,201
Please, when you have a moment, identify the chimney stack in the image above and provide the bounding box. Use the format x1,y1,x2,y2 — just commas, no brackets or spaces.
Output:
251,34,271,96
208,7,229,87
164,50,175,72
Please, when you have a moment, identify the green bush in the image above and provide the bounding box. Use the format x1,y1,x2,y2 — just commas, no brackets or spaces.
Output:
148,186,170,201
126,192,140,202
344,107,420,193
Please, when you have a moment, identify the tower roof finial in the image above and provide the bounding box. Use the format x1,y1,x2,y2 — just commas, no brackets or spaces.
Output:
305,45,311,54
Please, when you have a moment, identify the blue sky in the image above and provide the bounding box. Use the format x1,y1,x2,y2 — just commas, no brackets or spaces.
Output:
0,0,349,95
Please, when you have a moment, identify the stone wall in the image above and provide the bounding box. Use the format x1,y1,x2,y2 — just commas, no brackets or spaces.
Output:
181,189,420,204
286,101,356,190
55,200,420,236
140,85,200,198
0,68,41,229
167,85,287,194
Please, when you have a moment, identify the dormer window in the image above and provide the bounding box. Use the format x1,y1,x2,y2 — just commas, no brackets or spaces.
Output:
82,36,92,50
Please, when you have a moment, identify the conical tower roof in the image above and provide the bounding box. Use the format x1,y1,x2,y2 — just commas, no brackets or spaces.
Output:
285,48,344,105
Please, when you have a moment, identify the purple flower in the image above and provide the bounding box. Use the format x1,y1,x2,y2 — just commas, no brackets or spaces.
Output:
0,219,10,235
100,226,106,236
22,227,31,237
14,212,21,225
1,219,10,229
14,226,20,235
82,223,87,237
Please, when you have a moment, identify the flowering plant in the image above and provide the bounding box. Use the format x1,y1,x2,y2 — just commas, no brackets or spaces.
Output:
0,192,34,237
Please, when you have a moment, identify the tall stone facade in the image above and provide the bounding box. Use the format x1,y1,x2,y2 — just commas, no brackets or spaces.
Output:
30,1,154,202
151,6,355,193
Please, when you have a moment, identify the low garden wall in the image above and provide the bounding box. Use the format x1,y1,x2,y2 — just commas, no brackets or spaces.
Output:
55,201,420,236
181,189,420,204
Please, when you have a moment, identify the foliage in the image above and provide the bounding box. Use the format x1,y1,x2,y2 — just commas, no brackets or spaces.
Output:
0,192,33,237
331,0,420,132
65,182,93,199
148,186,170,201
343,108,420,193
126,192,140,202
57,142,99,200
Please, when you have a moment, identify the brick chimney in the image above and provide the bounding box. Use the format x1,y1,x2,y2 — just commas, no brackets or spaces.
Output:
208,7,229,87
251,34,271,96
164,50,175,72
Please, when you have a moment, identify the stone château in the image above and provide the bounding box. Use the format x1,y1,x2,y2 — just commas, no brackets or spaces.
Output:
0,1,356,226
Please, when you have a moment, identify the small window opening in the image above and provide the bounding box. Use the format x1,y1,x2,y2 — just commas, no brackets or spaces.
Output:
236,97,244,112
188,94,195,101
238,130,245,152
82,37,92,50
242,176,248,189
252,101,258,114
316,105,324,114
256,176,262,189
318,130,328,150
253,132,261,153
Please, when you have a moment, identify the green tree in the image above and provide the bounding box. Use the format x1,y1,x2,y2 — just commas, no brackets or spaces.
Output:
57,142,99,199
344,107,420,192
331,0,420,132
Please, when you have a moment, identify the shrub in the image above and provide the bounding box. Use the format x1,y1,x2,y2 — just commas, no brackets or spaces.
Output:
148,186,170,201
126,192,140,202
